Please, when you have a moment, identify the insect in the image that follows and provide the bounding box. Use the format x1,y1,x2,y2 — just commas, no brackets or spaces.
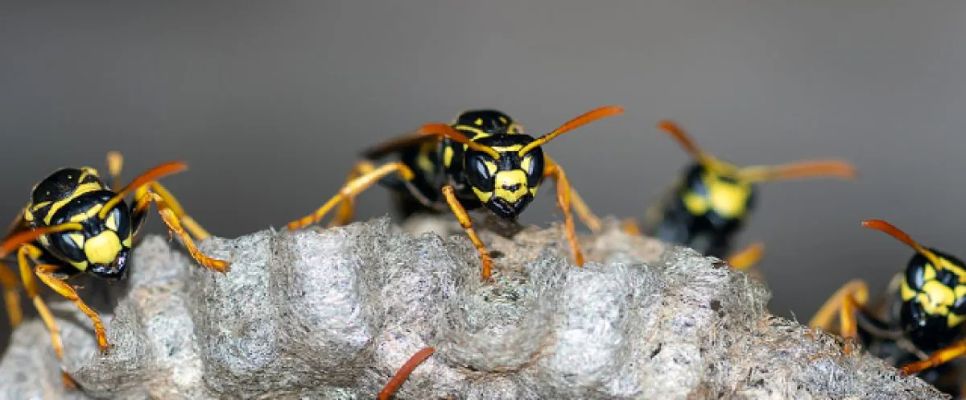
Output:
810,220,966,395
286,106,623,280
0,152,229,386
632,120,855,268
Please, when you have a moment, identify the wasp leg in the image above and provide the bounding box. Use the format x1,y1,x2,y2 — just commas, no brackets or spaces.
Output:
441,185,493,280
331,161,379,227
543,160,585,267
0,262,22,327
34,264,109,352
901,340,966,375
131,189,229,272
134,181,211,240
569,186,602,233
808,279,869,354
545,156,601,233
726,242,765,271
106,151,124,191
18,244,82,388
287,162,416,230
621,218,642,236
377,347,435,400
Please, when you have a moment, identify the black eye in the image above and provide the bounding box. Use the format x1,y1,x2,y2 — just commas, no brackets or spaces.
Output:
466,154,495,191
521,150,545,186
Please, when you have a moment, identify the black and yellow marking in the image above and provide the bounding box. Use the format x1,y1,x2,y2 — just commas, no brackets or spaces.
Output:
640,120,855,264
0,152,229,388
810,219,966,387
287,106,623,280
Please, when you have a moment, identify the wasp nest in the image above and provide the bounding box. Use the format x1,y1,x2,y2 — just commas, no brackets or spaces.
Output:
0,216,946,399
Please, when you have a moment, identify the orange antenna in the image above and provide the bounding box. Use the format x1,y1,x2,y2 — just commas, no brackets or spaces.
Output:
99,161,187,219
518,105,624,156
657,120,712,163
377,347,435,400
0,223,84,258
737,160,856,182
418,123,501,159
862,219,944,270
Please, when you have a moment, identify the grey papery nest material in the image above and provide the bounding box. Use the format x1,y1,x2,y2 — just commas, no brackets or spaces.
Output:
0,216,947,399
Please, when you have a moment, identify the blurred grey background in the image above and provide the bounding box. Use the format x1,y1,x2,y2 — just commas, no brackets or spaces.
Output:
2,1,965,328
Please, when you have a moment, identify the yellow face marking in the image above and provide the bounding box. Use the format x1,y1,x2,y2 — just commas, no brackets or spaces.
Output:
922,264,937,282
508,123,524,134
24,209,34,222
84,230,122,265
948,312,966,328
498,116,507,124
472,187,493,203
483,160,498,176
443,146,455,168
917,280,956,315
494,170,528,203
474,118,483,126
900,280,916,301
521,155,533,173
69,259,88,271
705,174,752,219
68,233,85,248
106,212,119,231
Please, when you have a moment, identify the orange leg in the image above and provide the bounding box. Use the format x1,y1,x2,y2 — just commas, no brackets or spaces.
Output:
621,218,642,236
726,242,765,271
132,188,229,272
807,279,869,354
136,181,211,240
0,262,22,327
442,185,493,281
106,151,124,191
18,244,81,388
378,347,435,400
331,161,378,227
34,265,108,352
543,160,584,266
901,340,966,375
287,162,415,230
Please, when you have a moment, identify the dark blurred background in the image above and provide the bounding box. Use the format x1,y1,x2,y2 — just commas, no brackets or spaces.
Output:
2,1,965,328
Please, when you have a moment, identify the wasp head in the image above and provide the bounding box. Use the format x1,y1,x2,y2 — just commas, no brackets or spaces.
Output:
464,135,545,219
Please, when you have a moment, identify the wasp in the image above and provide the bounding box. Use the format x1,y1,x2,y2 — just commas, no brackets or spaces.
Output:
810,220,966,396
0,152,229,386
286,106,623,280
629,120,855,269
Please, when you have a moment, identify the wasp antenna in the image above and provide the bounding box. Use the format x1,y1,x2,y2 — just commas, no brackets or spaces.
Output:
518,105,624,156
738,160,856,183
658,120,709,162
0,223,83,258
418,123,501,159
862,219,944,270
99,161,188,219
377,347,435,400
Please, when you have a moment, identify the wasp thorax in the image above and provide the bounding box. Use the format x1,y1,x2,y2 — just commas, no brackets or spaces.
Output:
464,135,545,219
683,163,757,223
